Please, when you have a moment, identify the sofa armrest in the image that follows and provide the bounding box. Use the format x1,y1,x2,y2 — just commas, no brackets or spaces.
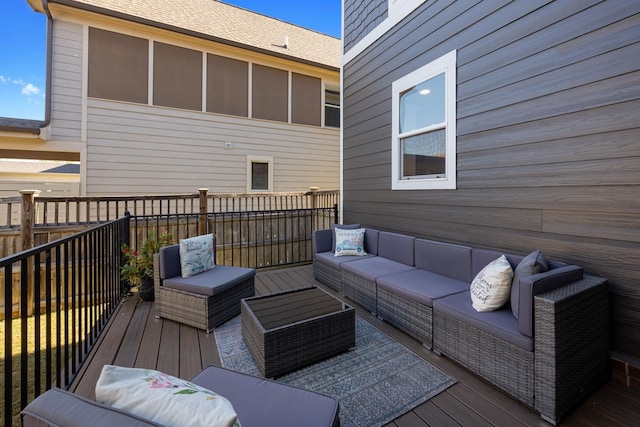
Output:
313,229,333,255
21,388,161,427
534,275,609,424
518,265,583,337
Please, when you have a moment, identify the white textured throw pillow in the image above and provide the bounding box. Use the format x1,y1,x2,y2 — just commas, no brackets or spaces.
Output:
470,255,514,312
334,228,367,256
180,234,215,278
95,365,240,427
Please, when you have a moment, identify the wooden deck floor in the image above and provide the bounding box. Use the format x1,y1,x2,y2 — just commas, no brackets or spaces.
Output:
70,265,640,427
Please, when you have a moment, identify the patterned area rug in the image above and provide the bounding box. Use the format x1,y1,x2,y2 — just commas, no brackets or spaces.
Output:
214,316,456,427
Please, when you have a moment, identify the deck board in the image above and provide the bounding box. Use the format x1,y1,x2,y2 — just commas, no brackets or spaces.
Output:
157,320,180,376
133,303,162,369
69,264,640,426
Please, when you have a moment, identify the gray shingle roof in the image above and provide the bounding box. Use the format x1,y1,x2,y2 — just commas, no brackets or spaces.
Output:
0,118,44,133
50,0,341,69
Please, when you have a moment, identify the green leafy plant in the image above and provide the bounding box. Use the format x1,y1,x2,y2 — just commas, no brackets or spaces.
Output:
121,230,174,287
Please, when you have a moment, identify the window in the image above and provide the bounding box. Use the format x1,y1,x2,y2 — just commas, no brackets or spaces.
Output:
247,156,273,192
324,85,340,128
391,50,456,190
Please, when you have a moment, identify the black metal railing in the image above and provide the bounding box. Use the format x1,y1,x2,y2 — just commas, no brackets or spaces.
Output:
129,205,338,268
1,203,338,426
1,216,130,427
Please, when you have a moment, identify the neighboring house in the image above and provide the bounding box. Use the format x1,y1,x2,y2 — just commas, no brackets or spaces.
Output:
0,159,80,198
0,0,341,196
341,0,640,367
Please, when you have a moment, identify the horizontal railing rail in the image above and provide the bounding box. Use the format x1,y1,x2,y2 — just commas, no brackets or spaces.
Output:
0,190,339,229
129,204,339,269
1,216,130,427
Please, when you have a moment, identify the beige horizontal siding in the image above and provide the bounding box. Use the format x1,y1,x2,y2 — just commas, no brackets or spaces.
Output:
85,99,339,195
50,21,83,142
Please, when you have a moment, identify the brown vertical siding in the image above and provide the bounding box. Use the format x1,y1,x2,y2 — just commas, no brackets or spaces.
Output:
153,42,202,111
342,0,640,357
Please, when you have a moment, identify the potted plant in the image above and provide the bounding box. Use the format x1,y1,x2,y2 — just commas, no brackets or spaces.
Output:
121,230,174,301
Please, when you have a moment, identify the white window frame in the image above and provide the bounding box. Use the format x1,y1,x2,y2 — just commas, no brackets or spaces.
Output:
247,156,273,192
391,50,457,190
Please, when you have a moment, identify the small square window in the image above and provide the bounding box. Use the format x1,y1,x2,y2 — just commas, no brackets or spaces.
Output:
251,162,269,190
247,156,273,192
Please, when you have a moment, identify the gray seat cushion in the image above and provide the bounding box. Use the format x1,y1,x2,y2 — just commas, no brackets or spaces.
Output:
434,291,533,351
191,366,339,427
162,265,255,296
341,256,416,282
377,269,469,307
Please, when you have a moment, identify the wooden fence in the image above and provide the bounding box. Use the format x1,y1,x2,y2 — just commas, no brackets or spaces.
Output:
0,189,339,258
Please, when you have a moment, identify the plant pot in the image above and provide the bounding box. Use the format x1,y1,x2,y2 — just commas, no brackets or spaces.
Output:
138,277,155,301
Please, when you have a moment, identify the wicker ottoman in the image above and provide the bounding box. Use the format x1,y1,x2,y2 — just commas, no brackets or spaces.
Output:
241,286,355,378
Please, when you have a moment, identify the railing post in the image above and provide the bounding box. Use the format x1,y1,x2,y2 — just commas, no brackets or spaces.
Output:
334,203,338,225
198,188,209,235
20,189,40,316
121,212,131,294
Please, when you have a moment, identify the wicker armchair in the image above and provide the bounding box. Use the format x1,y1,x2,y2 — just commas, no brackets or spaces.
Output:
153,245,255,332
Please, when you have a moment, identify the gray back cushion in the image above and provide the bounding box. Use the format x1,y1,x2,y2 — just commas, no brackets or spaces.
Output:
414,239,473,282
510,250,549,319
378,232,415,266
471,249,522,277
158,244,181,279
364,228,379,256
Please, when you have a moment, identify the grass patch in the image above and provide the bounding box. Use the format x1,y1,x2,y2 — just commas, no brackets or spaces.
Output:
1,307,106,427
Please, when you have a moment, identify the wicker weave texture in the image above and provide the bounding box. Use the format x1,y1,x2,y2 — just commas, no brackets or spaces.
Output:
534,275,609,424
241,287,355,378
434,310,535,406
153,256,255,332
341,269,377,314
313,261,342,292
377,286,432,348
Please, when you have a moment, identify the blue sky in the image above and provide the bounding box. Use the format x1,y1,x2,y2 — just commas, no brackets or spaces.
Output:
0,0,341,121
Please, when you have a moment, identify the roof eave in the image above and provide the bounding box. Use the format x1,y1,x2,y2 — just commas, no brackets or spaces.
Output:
0,122,43,135
49,0,340,72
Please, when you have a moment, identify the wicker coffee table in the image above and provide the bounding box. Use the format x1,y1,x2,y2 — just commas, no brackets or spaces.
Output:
241,286,355,378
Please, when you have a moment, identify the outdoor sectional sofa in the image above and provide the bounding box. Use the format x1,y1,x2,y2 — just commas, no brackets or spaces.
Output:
313,226,610,425
21,366,340,427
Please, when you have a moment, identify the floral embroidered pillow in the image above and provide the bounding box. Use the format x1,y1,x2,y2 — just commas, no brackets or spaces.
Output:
95,365,240,427
179,234,215,278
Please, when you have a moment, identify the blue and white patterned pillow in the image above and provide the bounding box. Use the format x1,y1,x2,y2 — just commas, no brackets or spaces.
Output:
334,228,367,257
179,234,215,278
